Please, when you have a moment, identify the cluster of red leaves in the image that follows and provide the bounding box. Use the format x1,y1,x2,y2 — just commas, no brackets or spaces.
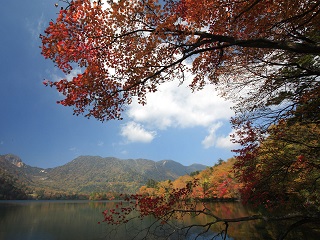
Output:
102,201,134,225
41,0,126,120
231,121,269,206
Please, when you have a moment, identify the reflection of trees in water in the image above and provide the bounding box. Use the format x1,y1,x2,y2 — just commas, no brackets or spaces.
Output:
108,202,252,240
181,202,262,239
0,201,107,240
104,201,320,240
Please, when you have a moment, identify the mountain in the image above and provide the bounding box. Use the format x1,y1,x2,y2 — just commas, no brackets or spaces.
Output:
0,154,48,184
0,154,38,199
4,154,25,167
0,154,207,195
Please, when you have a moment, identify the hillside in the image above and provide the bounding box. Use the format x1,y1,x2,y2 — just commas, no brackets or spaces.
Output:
138,158,240,200
0,154,207,196
0,154,47,184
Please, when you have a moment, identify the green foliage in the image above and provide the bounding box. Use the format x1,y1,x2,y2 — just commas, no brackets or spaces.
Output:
37,156,205,194
189,171,200,177
146,179,158,188
214,158,224,167
0,169,29,200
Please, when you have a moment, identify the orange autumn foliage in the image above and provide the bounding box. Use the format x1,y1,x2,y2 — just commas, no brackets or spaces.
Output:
138,158,241,200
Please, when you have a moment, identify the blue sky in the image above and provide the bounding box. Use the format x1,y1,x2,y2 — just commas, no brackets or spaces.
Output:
0,0,237,169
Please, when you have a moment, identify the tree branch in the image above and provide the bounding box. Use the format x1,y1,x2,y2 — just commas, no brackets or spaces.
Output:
277,217,320,240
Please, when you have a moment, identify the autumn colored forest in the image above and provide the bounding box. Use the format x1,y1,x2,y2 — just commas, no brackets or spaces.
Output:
38,0,320,238
138,158,240,201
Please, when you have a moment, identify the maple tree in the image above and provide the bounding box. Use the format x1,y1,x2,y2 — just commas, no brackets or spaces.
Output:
41,0,319,121
41,0,320,238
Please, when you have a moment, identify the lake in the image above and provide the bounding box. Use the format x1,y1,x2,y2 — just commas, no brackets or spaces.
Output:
0,200,318,240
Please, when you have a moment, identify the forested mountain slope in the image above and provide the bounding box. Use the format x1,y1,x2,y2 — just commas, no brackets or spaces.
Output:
0,154,207,195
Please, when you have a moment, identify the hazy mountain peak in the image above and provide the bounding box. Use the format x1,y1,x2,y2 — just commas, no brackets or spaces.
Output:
4,154,25,168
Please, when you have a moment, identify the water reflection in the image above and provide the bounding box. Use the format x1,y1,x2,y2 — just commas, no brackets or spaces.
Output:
0,200,319,240
180,202,320,240
0,200,108,240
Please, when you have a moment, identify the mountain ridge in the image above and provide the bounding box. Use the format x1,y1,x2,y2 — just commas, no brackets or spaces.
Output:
0,154,207,195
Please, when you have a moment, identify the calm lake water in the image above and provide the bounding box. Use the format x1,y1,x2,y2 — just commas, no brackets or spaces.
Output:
0,200,318,240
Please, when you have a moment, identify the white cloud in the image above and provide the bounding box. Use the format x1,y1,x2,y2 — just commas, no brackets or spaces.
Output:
215,135,234,149
127,80,234,130
120,122,156,143
123,75,235,147
216,131,237,149
201,122,223,149
202,126,239,149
